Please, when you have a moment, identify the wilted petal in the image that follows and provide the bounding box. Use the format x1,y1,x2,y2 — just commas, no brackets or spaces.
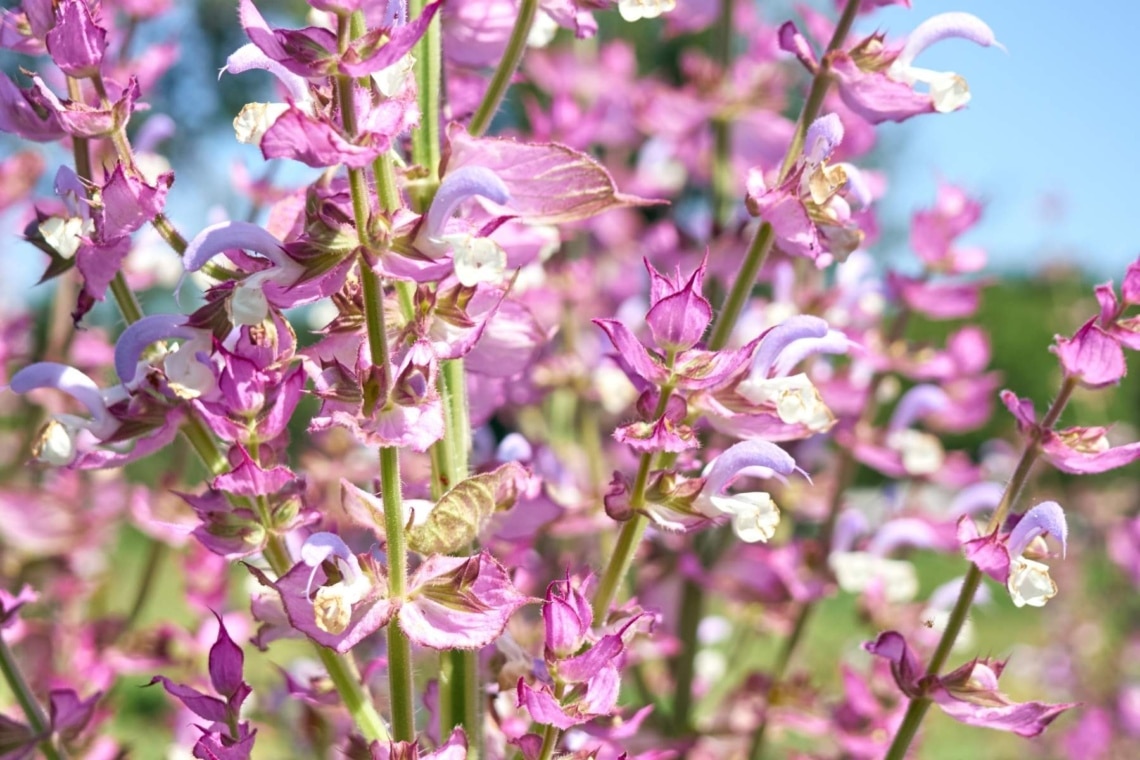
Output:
863,630,924,697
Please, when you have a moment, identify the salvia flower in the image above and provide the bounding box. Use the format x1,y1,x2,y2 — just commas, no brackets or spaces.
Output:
865,631,1076,736
694,439,799,543
416,165,512,287
745,113,869,266
958,501,1068,608
1002,390,1140,474
8,362,124,466
784,13,1002,124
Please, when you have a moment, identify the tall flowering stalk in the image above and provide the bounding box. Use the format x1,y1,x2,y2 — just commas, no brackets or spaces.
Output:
0,1,1126,759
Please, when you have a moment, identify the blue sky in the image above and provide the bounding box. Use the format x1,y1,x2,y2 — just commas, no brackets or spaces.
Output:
845,0,1140,277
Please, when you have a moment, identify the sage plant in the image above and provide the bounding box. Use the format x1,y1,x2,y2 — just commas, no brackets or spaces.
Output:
0,0,1131,758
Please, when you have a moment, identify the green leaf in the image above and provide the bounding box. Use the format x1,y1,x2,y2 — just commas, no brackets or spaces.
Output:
406,461,527,556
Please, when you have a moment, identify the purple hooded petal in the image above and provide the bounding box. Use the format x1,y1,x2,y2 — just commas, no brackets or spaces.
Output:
224,43,312,104
114,313,196,383
866,517,954,555
702,439,797,498
1008,501,1067,558
831,508,870,553
770,329,852,377
424,166,511,239
184,221,288,274
750,316,829,378
897,12,999,71
948,482,1004,518
207,613,246,700
888,384,950,432
804,113,844,164
9,362,113,434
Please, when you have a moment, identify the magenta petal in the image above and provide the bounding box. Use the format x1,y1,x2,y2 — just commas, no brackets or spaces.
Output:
517,680,582,730
98,162,172,239
246,563,394,654
832,54,935,125
0,73,64,141
44,0,107,78
146,676,229,723
1051,319,1127,389
212,451,296,497
645,279,712,352
1040,429,1140,474
556,633,623,684
401,553,531,650
48,688,100,741
1008,501,1067,558
958,516,1011,583
862,630,924,697
448,125,663,224
261,106,389,169
207,614,246,700
932,689,1077,738
999,390,1037,431
338,1,443,77
593,319,669,386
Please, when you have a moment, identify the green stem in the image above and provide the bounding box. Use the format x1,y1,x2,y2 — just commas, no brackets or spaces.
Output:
669,575,703,734
591,382,676,621
536,722,560,760
0,636,62,759
123,539,165,629
883,377,1077,760
707,222,773,350
409,0,443,207
774,0,861,183
468,0,538,138
708,0,862,349
709,0,735,230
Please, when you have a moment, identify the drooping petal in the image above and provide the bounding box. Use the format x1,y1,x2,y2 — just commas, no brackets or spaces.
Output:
8,362,115,436
424,166,511,239
1007,501,1067,558
749,315,830,378
113,313,197,384
894,13,999,72
888,384,950,432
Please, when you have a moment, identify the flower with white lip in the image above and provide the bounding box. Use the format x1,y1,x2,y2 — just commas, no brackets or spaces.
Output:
8,363,125,466
38,215,93,260
1003,502,1067,608
300,533,375,635
223,43,316,146
886,13,1002,114
830,551,919,603
416,166,512,287
696,440,799,543
886,428,945,476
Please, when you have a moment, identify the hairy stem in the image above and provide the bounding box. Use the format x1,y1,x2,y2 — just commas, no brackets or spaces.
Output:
884,377,1078,759
0,636,62,759
468,0,538,137
409,0,443,207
